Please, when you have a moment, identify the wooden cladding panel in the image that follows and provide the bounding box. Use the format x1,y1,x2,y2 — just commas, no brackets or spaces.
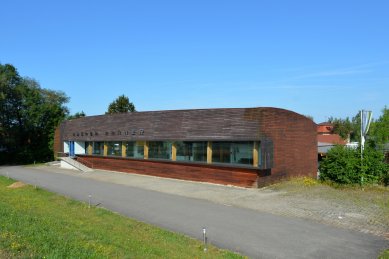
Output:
253,141,259,167
79,155,259,188
171,143,177,161
87,142,93,155
121,143,126,157
207,141,212,164
144,142,149,159
103,143,108,156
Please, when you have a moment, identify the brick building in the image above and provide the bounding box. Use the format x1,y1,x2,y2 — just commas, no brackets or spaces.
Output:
317,122,348,160
54,107,317,187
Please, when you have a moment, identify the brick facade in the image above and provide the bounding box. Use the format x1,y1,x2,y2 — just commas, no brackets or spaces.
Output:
54,107,317,187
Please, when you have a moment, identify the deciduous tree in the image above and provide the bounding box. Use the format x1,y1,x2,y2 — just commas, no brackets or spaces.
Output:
67,111,86,120
106,94,135,114
368,106,389,150
0,63,69,164
328,113,361,142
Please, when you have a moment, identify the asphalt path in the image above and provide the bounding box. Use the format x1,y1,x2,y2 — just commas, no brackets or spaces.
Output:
0,166,387,259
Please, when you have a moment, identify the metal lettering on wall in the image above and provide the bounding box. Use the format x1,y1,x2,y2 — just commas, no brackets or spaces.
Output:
72,129,144,138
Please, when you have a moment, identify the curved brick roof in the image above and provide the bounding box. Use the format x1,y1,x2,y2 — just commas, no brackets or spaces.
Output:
59,107,316,142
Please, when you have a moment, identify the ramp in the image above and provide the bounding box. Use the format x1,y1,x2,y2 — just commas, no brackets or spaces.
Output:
60,157,93,172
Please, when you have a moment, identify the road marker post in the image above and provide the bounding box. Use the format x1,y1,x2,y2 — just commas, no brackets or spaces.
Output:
88,195,92,208
203,227,207,252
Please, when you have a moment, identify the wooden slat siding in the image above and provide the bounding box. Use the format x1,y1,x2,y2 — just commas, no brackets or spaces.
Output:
171,143,177,161
121,143,126,157
78,155,259,188
58,107,317,187
144,142,148,159
253,141,259,167
207,141,212,164
87,142,93,155
103,142,108,156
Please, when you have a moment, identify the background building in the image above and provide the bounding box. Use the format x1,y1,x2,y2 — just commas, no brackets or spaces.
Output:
317,122,347,160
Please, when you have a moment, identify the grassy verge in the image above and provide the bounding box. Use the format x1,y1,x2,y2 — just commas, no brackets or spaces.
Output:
379,249,389,259
0,176,243,258
269,177,389,229
270,177,389,212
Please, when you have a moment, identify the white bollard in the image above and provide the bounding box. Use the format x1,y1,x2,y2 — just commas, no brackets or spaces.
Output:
203,227,207,252
88,195,92,208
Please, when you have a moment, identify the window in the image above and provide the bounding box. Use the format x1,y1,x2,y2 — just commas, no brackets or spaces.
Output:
148,141,172,160
107,141,122,156
126,141,144,159
212,141,253,165
176,141,207,162
92,142,104,155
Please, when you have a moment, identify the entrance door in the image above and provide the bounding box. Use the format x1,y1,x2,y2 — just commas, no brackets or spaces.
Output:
69,141,75,157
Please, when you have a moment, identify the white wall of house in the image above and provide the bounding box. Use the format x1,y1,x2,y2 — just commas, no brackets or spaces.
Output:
75,141,85,154
64,141,69,153
63,141,85,154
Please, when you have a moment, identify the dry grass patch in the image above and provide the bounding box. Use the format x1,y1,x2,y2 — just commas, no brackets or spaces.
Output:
7,181,27,189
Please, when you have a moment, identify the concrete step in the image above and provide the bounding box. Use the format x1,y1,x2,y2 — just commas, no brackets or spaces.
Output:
60,157,93,172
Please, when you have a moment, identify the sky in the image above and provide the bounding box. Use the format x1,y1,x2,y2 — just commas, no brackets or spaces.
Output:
1,0,388,123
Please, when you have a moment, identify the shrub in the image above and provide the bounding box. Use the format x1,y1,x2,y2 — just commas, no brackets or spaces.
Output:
381,168,389,186
319,145,388,185
362,147,388,184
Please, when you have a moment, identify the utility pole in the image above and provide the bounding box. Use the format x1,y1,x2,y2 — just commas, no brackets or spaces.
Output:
360,110,372,187
360,110,373,159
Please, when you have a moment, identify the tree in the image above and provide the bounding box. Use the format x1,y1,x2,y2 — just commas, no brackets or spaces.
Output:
322,108,389,186
350,112,362,143
0,63,69,164
368,106,389,150
328,113,361,142
328,117,353,140
106,94,135,114
67,111,86,120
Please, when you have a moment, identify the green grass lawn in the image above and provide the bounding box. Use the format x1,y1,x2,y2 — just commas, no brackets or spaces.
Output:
379,250,389,259
0,176,244,258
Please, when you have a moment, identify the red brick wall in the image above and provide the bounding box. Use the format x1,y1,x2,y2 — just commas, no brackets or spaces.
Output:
78,155,260,188
248,108,318,181
53,127,62,159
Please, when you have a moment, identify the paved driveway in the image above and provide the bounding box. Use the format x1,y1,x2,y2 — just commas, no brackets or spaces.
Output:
0,165,387,259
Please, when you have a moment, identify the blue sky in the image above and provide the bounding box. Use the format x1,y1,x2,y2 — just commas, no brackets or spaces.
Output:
1,0,388,122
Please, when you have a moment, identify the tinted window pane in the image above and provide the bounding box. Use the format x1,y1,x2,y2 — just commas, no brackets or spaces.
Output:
107,141,122,156
126,141,144,158
92,142,104,155
212,141,253,165
176,141,207,162
148,141,171,159
85,142,90,154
